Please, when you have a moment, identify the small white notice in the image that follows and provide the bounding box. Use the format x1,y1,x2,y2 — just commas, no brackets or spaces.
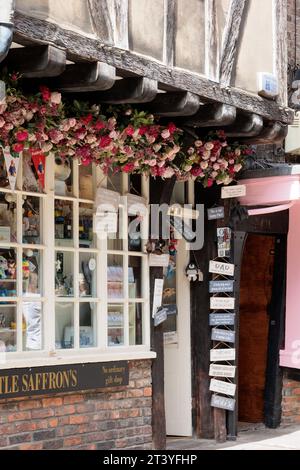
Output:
209,379,236,397
221,185,246,199
209,364,236,378
149,254,170,267
210,349,236,362
210,297,235,310
209,261,235,277
152,279,164,318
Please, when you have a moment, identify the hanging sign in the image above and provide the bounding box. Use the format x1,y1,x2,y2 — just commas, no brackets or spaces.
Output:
209,364,236,378
211,394,236,411
209,313,235,326
95,187,120,213
152,278,164,318
210,348,236,362
211,328,235,343
149,253,170,267
169,217,196,242
209,379,236,396
210,297,235,310
209,280,234,293
217,227,231,258
221,185,246,199
209,261,234,277
2,146,20,191
207,206,224,220
31,152,46,189
154,306,168,327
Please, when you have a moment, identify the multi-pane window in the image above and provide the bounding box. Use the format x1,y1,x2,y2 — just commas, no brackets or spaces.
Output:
0,152,150,362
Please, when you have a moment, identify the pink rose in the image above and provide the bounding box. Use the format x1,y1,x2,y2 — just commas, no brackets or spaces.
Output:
163,167,175,178
161,129,171,139
200,161,208,170
12,143,24,153
50,92,62,105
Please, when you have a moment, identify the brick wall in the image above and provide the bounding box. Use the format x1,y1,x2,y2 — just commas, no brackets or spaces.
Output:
0,360,152,450
281,371,300,425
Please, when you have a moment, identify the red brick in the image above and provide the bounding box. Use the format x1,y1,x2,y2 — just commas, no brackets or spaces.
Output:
42,397,63,408
48,418,59,428
31,408,54,419
55,405,76,416
69,415,89,425
18,443,43,450
143,387,152,397
14,421,37,432
63,395,85,405
63,436,83,447
8,411,31,422
19,400,42,411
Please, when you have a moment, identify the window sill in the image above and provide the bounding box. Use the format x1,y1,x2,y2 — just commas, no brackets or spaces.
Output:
0,349,156,370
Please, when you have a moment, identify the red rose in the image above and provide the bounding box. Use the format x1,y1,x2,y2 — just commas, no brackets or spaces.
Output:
125,126,135,136
99,136,112,148
122,162,135,173
94,120,105,130
191,166,202,177
207,178,214,188
12,143,24,153
15,130,28,142
168,122,177,134
40,86,51,102
138,126,148,136
81,114,93,126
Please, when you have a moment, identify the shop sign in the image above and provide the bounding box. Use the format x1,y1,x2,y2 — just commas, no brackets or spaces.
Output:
209,261,234,277
211,394,236,411
209,379,236,396
221,185,246,199
210,348,236,362
210,297,235,310
209,364,236,378
209,280,234,293
149,254,170,267
211,328,235,343
209,313,235,326
0,362,129,399
207,206,224,220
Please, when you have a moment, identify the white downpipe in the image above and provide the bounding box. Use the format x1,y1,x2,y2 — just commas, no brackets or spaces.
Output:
0,0,15,62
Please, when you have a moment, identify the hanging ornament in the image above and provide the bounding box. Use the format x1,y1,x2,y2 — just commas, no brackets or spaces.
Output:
2,146,20,191
185,262,203,282
31,151,46,189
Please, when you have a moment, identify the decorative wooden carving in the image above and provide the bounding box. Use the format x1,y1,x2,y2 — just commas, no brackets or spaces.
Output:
52,62,115,92
219,0,247,85
186,103,236,127
149,92,202,117
4,44,66,77
225,113,264,137
94,77,157,103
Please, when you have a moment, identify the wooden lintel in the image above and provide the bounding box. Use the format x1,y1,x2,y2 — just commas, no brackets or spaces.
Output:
186,103,236,128
4,44,66,77
241,122,288,145
13,12,294,124
94,77,157,103
149,92,202,117
52,62,115,92
225,113,264,137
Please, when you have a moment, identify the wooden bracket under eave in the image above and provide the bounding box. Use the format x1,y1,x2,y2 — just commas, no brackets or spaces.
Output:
51,62,116,92
185,103,237,127
148,91,202,117
225,113,264,138
92,77,158,103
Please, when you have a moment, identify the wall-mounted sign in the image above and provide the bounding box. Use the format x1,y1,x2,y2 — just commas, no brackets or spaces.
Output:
210,297,235,310
149,254,170,267
207,206,224,220
209,280,234,293
211,394,236,411
164,331,178,345
209,379,236,396
217,227,231,258
0,362,129,399
154,307,168,327
95,187,120,213
152,278,164,318
209,313,235,326
210,348,236,362
209,261,234,277
211,328,235,343
169,216,195,242
209,364,236,378
221,185,246,199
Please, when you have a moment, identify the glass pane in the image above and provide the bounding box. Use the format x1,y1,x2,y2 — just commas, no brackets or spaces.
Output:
80,302,96,348
108,304,124,346
107,172,122,193
79,252,97,298
79,203,94,248
23,249,42,296
128,215,142,252
163,253,177,334
22,302,43,351
22,196,41,244
0,150,9,189
23,151,44,193
79,164,93,200
54,156,73,196
55,200,73,247
0,248,17,297
107,254,124,299
0,192,17,242
107,210,123,251
55,302,74,349
0,303,17,352
129,303,143,345
55,251,74,297
129,256,142,298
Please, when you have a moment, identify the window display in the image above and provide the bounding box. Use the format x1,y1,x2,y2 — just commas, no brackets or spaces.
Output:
0,303,17,352
108,304,124,346
22,302,42,351
23,249,42,297
80,302,96,348
0,249,17,297
108,255,124,299
79,203,94,248
79,253,96,297
0,192,17,242
22,196,41,244
129,256,142,298
129,303,143,345
55,251,74,297
55,302,74,349
55,200,73,247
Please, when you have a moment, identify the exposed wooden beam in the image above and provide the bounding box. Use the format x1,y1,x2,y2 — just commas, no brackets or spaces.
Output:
163,0,176,67
274,0,288,105
205,0,219,81
149,91,202,117
93,77,157,103
186,103,236,127
52,62,115,92
13,12,294,124
225,113,264,137
3,44,66,77
219,0,247,86
88,0,129,49
242,122,288,144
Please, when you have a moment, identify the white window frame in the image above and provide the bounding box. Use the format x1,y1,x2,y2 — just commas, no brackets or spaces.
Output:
0,155,155,370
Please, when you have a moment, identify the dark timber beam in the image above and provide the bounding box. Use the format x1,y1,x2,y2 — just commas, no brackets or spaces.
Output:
242,122,288,144
225,113,264,137
94,77,157,103
4,45,66,77
186,103,236,127
52,62,115,92
219,0,247,85
13,12,294,124
149,92,202,117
